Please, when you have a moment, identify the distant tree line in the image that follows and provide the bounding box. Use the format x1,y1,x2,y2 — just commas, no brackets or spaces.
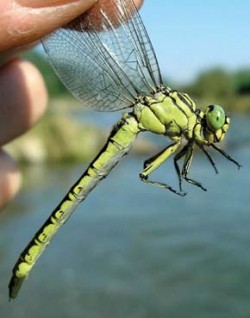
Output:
184,68,250,99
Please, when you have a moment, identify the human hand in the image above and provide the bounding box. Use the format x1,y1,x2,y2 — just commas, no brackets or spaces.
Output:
0,0,143,209
0,0,101,209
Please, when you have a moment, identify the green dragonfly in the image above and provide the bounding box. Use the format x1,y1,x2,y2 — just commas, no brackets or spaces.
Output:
9,0,241,299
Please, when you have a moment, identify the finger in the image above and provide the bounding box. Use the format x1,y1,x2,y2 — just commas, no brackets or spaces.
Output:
0,59,48,146
0,150,21,210
0,0,98,51
0,0,144,52
0,42,37,67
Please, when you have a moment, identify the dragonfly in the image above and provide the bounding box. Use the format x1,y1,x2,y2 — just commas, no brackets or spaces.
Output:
9,0,241,299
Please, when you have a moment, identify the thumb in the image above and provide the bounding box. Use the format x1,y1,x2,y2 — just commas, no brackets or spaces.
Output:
0,0,97,52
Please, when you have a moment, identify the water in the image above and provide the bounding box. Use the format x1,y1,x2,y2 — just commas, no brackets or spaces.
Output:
0,128,249,317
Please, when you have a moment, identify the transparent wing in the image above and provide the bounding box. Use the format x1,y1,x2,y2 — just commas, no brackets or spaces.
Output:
42,0,163,111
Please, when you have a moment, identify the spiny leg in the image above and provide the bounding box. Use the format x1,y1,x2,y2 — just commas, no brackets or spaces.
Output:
173,143,190,192
174,142,207,192
139,140,186,196
199,145,219,174
210,144,242,169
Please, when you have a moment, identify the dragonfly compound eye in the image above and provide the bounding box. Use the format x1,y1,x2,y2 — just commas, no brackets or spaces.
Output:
205,104,226,131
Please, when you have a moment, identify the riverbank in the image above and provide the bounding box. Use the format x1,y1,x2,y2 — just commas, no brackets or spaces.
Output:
4,97,158,164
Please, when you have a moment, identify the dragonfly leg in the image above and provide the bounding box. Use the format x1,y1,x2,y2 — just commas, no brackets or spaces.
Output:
139,140,186,196
173,143,190,192
210,144,242,169
199,146,219,174
174,142,207,191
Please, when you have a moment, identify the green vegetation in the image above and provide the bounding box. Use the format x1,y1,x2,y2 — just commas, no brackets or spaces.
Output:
184,68,250,113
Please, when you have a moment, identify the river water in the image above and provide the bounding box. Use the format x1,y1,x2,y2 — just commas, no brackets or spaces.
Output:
0,116,249,318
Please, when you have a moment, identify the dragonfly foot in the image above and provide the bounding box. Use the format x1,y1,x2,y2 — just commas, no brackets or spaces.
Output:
178,191,187,197
140,174,187,197
182,176,207,192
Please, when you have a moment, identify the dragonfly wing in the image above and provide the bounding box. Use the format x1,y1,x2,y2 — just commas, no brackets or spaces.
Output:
42,0,163,112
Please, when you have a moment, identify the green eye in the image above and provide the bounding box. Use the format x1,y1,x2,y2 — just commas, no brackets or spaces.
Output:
205,104,226,131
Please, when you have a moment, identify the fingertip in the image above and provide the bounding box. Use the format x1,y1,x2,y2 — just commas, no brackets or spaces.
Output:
0,151,22,210
0,0,98,51
18,59,48,125
134,0,144,9
0,58,48,145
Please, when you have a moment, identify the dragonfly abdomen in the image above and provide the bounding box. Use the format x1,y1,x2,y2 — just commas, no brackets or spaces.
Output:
9,113,140,299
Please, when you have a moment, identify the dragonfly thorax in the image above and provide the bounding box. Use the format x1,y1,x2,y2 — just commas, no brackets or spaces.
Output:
133,88,197,140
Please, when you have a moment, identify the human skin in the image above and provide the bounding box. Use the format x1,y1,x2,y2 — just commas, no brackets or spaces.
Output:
0,0,143,209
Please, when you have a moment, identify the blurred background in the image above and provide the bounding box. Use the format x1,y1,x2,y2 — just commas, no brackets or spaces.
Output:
1,1,250,317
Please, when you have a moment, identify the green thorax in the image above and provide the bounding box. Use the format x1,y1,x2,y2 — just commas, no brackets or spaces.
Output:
133,87,197,140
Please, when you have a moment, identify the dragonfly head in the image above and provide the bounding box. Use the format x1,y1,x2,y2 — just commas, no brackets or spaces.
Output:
202,104,230,143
